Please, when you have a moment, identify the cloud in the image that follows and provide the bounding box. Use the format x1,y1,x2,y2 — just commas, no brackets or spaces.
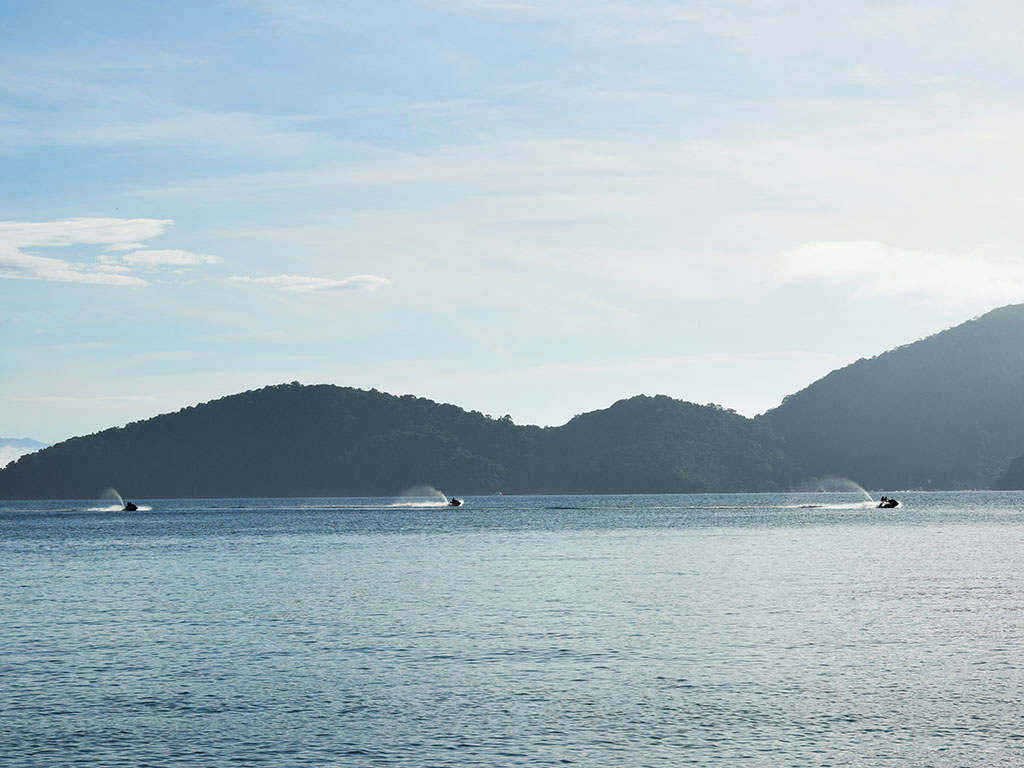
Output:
0,439,48,468
0,446,24,469
777,241,1024,307
118,249,219,267
0,218,172,249
227,274,391,292
0,217,214,285
0,248,148,286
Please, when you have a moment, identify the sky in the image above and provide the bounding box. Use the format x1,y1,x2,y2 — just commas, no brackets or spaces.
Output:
5,0,1024,445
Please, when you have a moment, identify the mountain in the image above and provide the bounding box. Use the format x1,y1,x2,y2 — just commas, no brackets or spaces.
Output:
5,304,1024,499
528,396,796,493
0,385,519,499
0,438,49,469
760,303,1024,490
0,386,797,499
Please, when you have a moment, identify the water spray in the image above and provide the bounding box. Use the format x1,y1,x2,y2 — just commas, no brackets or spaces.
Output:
796,476,873,501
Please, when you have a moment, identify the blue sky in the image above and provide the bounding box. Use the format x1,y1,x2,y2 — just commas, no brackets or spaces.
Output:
5,0,1024,444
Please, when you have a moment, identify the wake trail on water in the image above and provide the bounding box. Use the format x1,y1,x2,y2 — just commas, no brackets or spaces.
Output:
388,500,451,508
788,501,879,510
650,501,880,512
391,484,455,508
86,489,152,511
85,504,154,512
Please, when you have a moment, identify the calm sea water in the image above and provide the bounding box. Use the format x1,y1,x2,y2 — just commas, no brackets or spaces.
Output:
3,491,1024,767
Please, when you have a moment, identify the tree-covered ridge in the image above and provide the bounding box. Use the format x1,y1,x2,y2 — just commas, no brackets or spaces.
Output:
993,454,1024,489
532,396,797,493
760,303,1024,489
0,385,796,499
6,304,1024,499
0,385,518,499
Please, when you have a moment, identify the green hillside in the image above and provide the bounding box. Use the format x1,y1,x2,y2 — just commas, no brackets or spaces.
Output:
6,304,1024,499
0,385,795,499
532,396,796,493
760,304,1024,489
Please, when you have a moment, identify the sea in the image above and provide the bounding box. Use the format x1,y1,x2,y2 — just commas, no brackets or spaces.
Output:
3,491,1024,767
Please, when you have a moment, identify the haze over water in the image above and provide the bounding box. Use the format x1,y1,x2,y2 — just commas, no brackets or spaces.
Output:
3,492,1023,766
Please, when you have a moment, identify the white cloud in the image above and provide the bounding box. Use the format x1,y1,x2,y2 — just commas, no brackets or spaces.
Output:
119,249,219,267
227,274,392,292
0,446,24,469
0,217,216,285
777,241,1024,308
0,218,172,249
0,247,148,286
103,242,150,252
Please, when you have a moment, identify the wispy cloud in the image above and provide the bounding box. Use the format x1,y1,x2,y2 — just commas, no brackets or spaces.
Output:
0,446,27,469
0,218,172,249
0,218,214,286
777,241,1024,308
52,111,323,157
117,249,219,267
227,274,391,292
0,248,147,286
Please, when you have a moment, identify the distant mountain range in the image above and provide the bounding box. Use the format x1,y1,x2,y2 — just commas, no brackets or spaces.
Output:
0,438,49,470
4,304,1024,499
760,303,1024,490
0,388,798,499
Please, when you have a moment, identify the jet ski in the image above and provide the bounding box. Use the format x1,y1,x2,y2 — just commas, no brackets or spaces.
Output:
877,496,899,509
448,498,463,507
123,501,139,511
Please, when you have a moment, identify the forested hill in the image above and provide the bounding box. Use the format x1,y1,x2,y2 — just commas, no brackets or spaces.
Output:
760,303,1024,490
7,304,1024,499
0,386,798,499
532,396,796,493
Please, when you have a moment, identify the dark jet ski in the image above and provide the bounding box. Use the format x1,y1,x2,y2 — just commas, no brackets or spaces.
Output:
877,496,899,509
123,501,139,511
448,498,463,507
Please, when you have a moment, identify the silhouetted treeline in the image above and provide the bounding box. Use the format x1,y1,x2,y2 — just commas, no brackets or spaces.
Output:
760,303,1024,490
0,386,797,499
994,455,1024,489
6,304,1024,499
